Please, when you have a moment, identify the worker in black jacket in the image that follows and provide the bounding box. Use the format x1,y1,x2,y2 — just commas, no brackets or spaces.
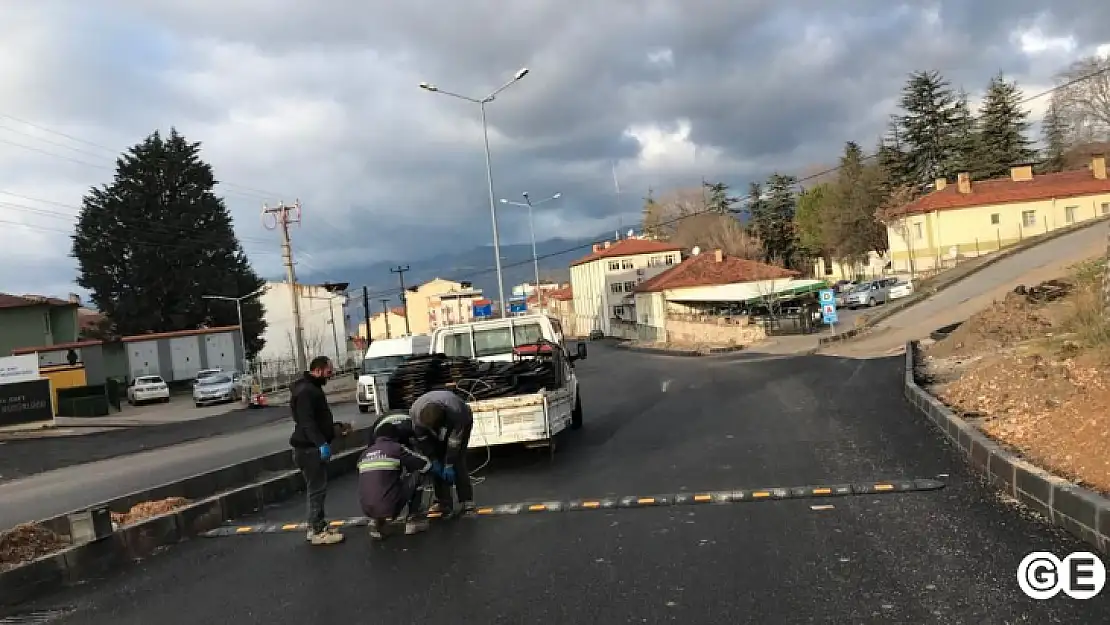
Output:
289,356,351,545
410,389,475,516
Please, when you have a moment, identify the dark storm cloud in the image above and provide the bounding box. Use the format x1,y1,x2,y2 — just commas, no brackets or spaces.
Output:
4,0,1108,296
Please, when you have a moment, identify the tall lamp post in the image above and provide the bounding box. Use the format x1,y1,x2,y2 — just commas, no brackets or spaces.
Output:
500,192,561,311
419,67,530,316
202,286,267,371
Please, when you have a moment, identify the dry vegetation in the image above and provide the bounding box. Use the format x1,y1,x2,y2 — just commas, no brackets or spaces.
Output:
921,256,1110,493
0,523,67,571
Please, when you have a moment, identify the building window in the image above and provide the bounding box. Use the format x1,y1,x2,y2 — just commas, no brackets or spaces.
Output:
990,213,1000,225
913,223,923,240
648,255,665,266
623,281,635,292
610,283,623,294
1021,210,1036,227
665,254,675,265
612,306,624,318
608,260,620,271
620,259,633,269
1102,202,1109,215
1065,205,1077,224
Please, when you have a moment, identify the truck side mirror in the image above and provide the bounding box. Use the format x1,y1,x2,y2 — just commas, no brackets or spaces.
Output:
576,342,587,361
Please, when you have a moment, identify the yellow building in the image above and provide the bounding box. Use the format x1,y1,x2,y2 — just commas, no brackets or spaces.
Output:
357,307,408,340
887,155,1109,274
401,278,485,335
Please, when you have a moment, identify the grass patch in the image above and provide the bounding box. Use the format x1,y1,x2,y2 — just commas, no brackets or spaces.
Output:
1063,256,1110,356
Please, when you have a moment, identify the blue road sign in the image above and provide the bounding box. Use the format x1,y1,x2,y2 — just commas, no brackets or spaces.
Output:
509,301,528,314
473,303,493,318
818,288,838,325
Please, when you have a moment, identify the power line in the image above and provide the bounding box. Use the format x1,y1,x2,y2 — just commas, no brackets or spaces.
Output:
346,63,1110,301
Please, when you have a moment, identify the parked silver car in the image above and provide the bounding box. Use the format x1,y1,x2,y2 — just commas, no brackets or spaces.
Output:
192,373,241,407
840,278,895,309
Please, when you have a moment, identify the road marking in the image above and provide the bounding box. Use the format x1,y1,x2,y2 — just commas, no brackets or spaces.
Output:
199,478,945,538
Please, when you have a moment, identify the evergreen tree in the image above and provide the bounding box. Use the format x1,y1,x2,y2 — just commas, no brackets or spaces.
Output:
896,70,961,187
794,183,831,258
758,174,800,268
72,129,268,357
976,72,1035,178
824,142,889,262
878,120,912,190
949,89,983,177
1039,98,1071,174
745,181,767,241
702,181,737,214
641,188,662,238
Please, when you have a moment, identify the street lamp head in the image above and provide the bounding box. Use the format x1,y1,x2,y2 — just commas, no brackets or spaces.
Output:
419,82,438,92
499,198,509,204
514,68,530,81
552,192,562,199
522,191,529,198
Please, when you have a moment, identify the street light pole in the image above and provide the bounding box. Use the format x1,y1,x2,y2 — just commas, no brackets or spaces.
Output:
202,286,266,371
500,192,561,312
419,67,530,316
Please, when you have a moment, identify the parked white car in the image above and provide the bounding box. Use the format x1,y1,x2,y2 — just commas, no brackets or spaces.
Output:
888,280,914,300
127,375,170,405
193,373,241,407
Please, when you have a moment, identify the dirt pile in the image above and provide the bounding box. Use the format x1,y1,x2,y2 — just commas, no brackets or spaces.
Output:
0,523,67,571
926,283,1070,359
111,497,190,526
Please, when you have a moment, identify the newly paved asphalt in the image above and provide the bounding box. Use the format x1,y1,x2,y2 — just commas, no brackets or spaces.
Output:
12,343,1109,623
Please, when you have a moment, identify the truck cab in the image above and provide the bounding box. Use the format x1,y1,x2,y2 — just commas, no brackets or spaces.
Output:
429,313,576,362
357,334,431,413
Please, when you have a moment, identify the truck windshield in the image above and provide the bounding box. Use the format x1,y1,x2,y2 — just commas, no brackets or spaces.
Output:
473,322,544,357
362,355,407,374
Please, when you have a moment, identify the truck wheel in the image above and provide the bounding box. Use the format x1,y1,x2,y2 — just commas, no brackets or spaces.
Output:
570,395,583,430
358,405,369,414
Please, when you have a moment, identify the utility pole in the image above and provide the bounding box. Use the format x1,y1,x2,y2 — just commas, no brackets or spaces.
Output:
362,286,372,347
380,298,392,339
262,200,306,371
390,265,412,335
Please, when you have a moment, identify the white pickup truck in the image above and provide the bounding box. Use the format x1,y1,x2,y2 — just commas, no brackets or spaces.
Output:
429,314,587,451
357,334,431,414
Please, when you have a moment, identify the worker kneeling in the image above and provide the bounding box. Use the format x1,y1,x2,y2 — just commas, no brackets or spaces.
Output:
357,420,442,539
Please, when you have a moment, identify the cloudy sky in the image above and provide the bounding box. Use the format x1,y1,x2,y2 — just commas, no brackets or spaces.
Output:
1,1,1107,300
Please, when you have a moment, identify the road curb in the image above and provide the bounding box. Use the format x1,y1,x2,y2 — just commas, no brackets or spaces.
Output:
902,341,1109,554
0,429,370,607
819,216,1110,345
616,341,745,357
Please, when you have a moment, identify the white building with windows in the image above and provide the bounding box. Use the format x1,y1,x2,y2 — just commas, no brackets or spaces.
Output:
568,238,684,336
257,281,349,367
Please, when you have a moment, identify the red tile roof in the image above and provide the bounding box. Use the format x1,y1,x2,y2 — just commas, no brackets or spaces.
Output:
547,286,573,301
0,293,76,310
569,238,684,267
390,307,406,316
635,250,798,292
901,167,1110,215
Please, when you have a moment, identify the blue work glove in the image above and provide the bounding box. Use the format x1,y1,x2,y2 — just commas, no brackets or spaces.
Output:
318,443,332,462
430,460,444,478
441,465,457,484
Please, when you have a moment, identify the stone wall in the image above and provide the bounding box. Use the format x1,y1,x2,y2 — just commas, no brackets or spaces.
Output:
665,314,766,347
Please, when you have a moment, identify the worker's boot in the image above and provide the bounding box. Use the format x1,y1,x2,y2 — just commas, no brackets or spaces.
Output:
307,526,345,545
367,518,387,540
427,501,453,518
460,501,477,515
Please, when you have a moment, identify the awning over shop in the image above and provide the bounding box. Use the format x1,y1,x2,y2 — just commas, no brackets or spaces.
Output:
664,279,826,303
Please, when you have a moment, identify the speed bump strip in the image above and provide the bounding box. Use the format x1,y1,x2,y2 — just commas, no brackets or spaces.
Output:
200,478,944,537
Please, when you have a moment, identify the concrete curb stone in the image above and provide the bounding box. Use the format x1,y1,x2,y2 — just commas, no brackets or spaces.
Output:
902,341,1109,554
819,216,1110,345
615,341,746,357
0,429,368,607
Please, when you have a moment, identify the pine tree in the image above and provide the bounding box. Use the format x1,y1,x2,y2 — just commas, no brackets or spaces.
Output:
1039,98,1071,174
702,181,736,214
825,142,889,263
641,188,662,238
72,129,268,357
948,89,982,177
976,72,1035,178
896,70,961,187
745,181,767,241
878,120,912,190
759,174,800,268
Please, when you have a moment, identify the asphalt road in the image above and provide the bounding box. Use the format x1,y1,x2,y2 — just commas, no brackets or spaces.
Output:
830,220,1110,357
0,406,376,529
12,344,1107,623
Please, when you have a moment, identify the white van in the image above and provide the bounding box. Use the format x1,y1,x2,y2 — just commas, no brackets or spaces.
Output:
356,335,431,413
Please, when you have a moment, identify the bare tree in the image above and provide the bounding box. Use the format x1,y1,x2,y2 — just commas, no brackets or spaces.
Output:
646,187,765,259
876,184,920,276
1051,56,1110,142
643,187,705,239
